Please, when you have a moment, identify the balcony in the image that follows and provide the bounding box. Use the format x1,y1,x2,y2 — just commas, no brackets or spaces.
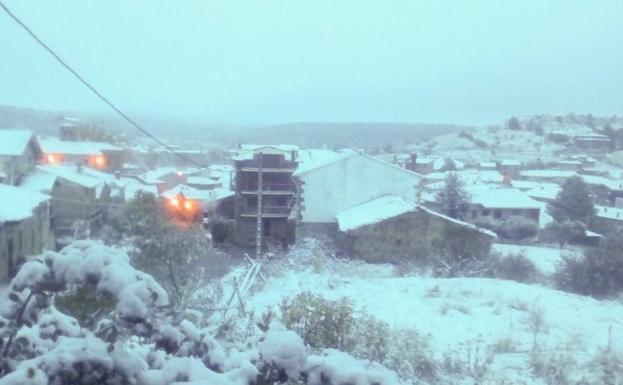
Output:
239,183,295,195
236,159,297,172
240,205,291,218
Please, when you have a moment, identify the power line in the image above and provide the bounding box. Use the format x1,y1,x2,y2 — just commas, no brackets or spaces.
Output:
0,1,206,168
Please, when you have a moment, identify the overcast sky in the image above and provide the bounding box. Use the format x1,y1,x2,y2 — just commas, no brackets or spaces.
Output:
1,0,622,126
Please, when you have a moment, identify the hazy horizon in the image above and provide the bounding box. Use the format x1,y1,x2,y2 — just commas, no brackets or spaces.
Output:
1,0,622,126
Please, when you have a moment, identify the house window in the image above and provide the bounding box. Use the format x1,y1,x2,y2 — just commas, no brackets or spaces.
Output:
482,209,490,216
494,209,502,219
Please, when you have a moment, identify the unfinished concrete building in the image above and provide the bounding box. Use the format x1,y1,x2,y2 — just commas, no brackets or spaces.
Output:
233,145,298,254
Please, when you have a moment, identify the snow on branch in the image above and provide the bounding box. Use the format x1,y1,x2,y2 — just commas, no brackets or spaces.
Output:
10,240,168,320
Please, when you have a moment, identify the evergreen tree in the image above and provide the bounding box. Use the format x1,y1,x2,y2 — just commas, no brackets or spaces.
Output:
507,116,521,130
434,172,470,219
548,176,595,224
541,220,586,248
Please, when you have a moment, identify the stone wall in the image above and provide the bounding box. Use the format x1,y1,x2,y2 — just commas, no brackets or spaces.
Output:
337,208,492,264
296,222,339,242
0,203,52,281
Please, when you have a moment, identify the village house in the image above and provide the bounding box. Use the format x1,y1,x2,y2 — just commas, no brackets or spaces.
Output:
478,161,498,171
0,129,42,186
186,176,222,190
39,137,124,171
292,150,422,238
497,159,523,178
133,167,187,193
580,174,623,206
0,183,52,280
574,133,612,151
551,159,583,171
232,145,299,249
397,154,436,174
593,205,623,232
518,169,577,184
161,184,234,223
36,164,111,246
335,195,495,263
525,183,561,204
464,185,543,224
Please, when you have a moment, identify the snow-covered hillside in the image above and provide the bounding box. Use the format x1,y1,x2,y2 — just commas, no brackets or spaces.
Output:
216,241,623,384
410,114,623,164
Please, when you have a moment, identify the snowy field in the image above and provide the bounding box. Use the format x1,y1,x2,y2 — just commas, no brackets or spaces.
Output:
216,244,623,384
491,243,582,276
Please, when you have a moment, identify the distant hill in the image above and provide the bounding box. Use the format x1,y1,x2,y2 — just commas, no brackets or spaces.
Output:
0,104,63,135
0,104,468,149
413,113,623,163
120,119,470,149
234,122,469,149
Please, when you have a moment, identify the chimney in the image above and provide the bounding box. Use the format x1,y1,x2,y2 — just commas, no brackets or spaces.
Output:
76,163,83,174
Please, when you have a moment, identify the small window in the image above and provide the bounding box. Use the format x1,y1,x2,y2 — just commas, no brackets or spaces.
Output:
494,209,502,219
482,209,490,216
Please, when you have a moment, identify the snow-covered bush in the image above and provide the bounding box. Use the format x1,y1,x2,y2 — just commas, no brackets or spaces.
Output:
489,253,539,283
259,330,307,379
554,228,623,297
473,216,538,241
280,292,355,350
302,349,402,385
385,329,437,382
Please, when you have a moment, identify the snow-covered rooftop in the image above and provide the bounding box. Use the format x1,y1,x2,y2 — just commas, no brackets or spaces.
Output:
336,195,417,231
232,144,300,161
18,172,58,193
467,186,544,209
138,167,180,184
0,183,49,223
38,138,121,155
580,175,623,191
520,169,577,179
294,149,356,175
37,164,101,189
595,205,623,222
335,195,495,237
161,184,234,202
525,183,561,201
0,129,35,156
187,176,220,185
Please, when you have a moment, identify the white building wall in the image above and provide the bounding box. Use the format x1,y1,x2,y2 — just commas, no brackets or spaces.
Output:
298,154,421,223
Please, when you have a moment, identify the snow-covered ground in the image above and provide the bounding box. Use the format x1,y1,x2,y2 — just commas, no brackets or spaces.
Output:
217,246,623,384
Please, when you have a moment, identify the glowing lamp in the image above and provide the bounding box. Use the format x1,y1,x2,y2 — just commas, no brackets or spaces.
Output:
47,154,57,163
95,155,106,167
183,200,193,210
170,197,180,207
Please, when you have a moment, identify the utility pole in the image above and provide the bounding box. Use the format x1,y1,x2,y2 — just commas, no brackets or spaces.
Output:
255,152,263,258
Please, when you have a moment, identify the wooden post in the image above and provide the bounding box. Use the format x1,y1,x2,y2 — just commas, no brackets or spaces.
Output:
256,152,263,257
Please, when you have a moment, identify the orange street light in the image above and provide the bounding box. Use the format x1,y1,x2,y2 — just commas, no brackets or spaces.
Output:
183,200,194,210
95,155,106,167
